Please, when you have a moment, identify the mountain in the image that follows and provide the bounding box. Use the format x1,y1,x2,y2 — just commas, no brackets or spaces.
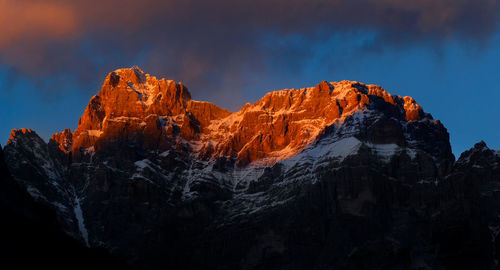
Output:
3,67,500,269
70,67,452,168
0,144,130,269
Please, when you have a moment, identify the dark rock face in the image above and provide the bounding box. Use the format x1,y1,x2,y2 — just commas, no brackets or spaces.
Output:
0,146,130,270
3,129,79,237
3,68,500,269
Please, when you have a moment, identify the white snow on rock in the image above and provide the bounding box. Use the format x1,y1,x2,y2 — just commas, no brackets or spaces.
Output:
309,137,363,161
134,159,153,170
26,186,47,201
368,143,401,162
159,151,170,157
281,136,417,174
131,159,165,186
73,196,89,247
130,173,157,185
52,201,68,212
280,137,362,171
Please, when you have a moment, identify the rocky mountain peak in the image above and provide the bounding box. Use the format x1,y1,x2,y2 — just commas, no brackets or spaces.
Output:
474,140,489,150
72,67,230,160
50,128,73,154
7,128,37,146
456,140,499,167
103,66,192,103
460,141,492,157
198,79,436,166
67,68,450,167
109,66,146,85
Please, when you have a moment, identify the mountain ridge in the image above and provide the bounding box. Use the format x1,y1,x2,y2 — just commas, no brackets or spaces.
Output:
4,67,500,269
8,66,451,168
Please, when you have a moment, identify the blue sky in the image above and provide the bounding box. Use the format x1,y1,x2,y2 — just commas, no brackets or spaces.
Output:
1,0,499,157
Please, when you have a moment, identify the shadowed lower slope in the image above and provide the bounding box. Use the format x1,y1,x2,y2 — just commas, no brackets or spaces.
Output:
0,145,130,269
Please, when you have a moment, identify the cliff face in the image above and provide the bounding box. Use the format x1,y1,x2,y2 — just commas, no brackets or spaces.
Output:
6,67,500,270
72,67,231,161
202,80,449,167
70,67,452,169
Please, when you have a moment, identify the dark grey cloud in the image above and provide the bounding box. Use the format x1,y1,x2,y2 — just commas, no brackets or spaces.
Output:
1,0,499,107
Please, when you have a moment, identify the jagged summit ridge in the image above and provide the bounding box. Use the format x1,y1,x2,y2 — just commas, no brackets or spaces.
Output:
201,80,432,165
63,67,445,167
73,67,230,158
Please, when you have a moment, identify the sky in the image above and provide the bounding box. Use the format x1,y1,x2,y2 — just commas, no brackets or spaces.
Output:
1,0,499,157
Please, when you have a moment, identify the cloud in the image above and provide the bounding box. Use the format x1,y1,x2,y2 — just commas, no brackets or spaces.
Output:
1,0,499,106
0,1,78,46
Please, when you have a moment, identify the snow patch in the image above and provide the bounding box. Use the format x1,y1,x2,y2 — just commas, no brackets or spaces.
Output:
281,134,418,174
52,202,68,212
134,159,154,170
159,151,170,157
130,173,158,185
131,159,167,185
309,137,362,160
26,186,47,201
281,137,362,170
368,143,399,162
73,196,89,247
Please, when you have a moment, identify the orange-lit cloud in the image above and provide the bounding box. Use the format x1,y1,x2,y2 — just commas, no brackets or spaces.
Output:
0,1,78,47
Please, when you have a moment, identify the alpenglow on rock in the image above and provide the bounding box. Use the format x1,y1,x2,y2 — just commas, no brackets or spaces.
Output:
5,67,500,270
71,66,452,168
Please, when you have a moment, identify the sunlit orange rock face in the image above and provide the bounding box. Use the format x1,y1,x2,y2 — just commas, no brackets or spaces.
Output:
50,128,72,153
201,81,425,166
7,128,33,143
72,67,231,159
72,67,425,165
